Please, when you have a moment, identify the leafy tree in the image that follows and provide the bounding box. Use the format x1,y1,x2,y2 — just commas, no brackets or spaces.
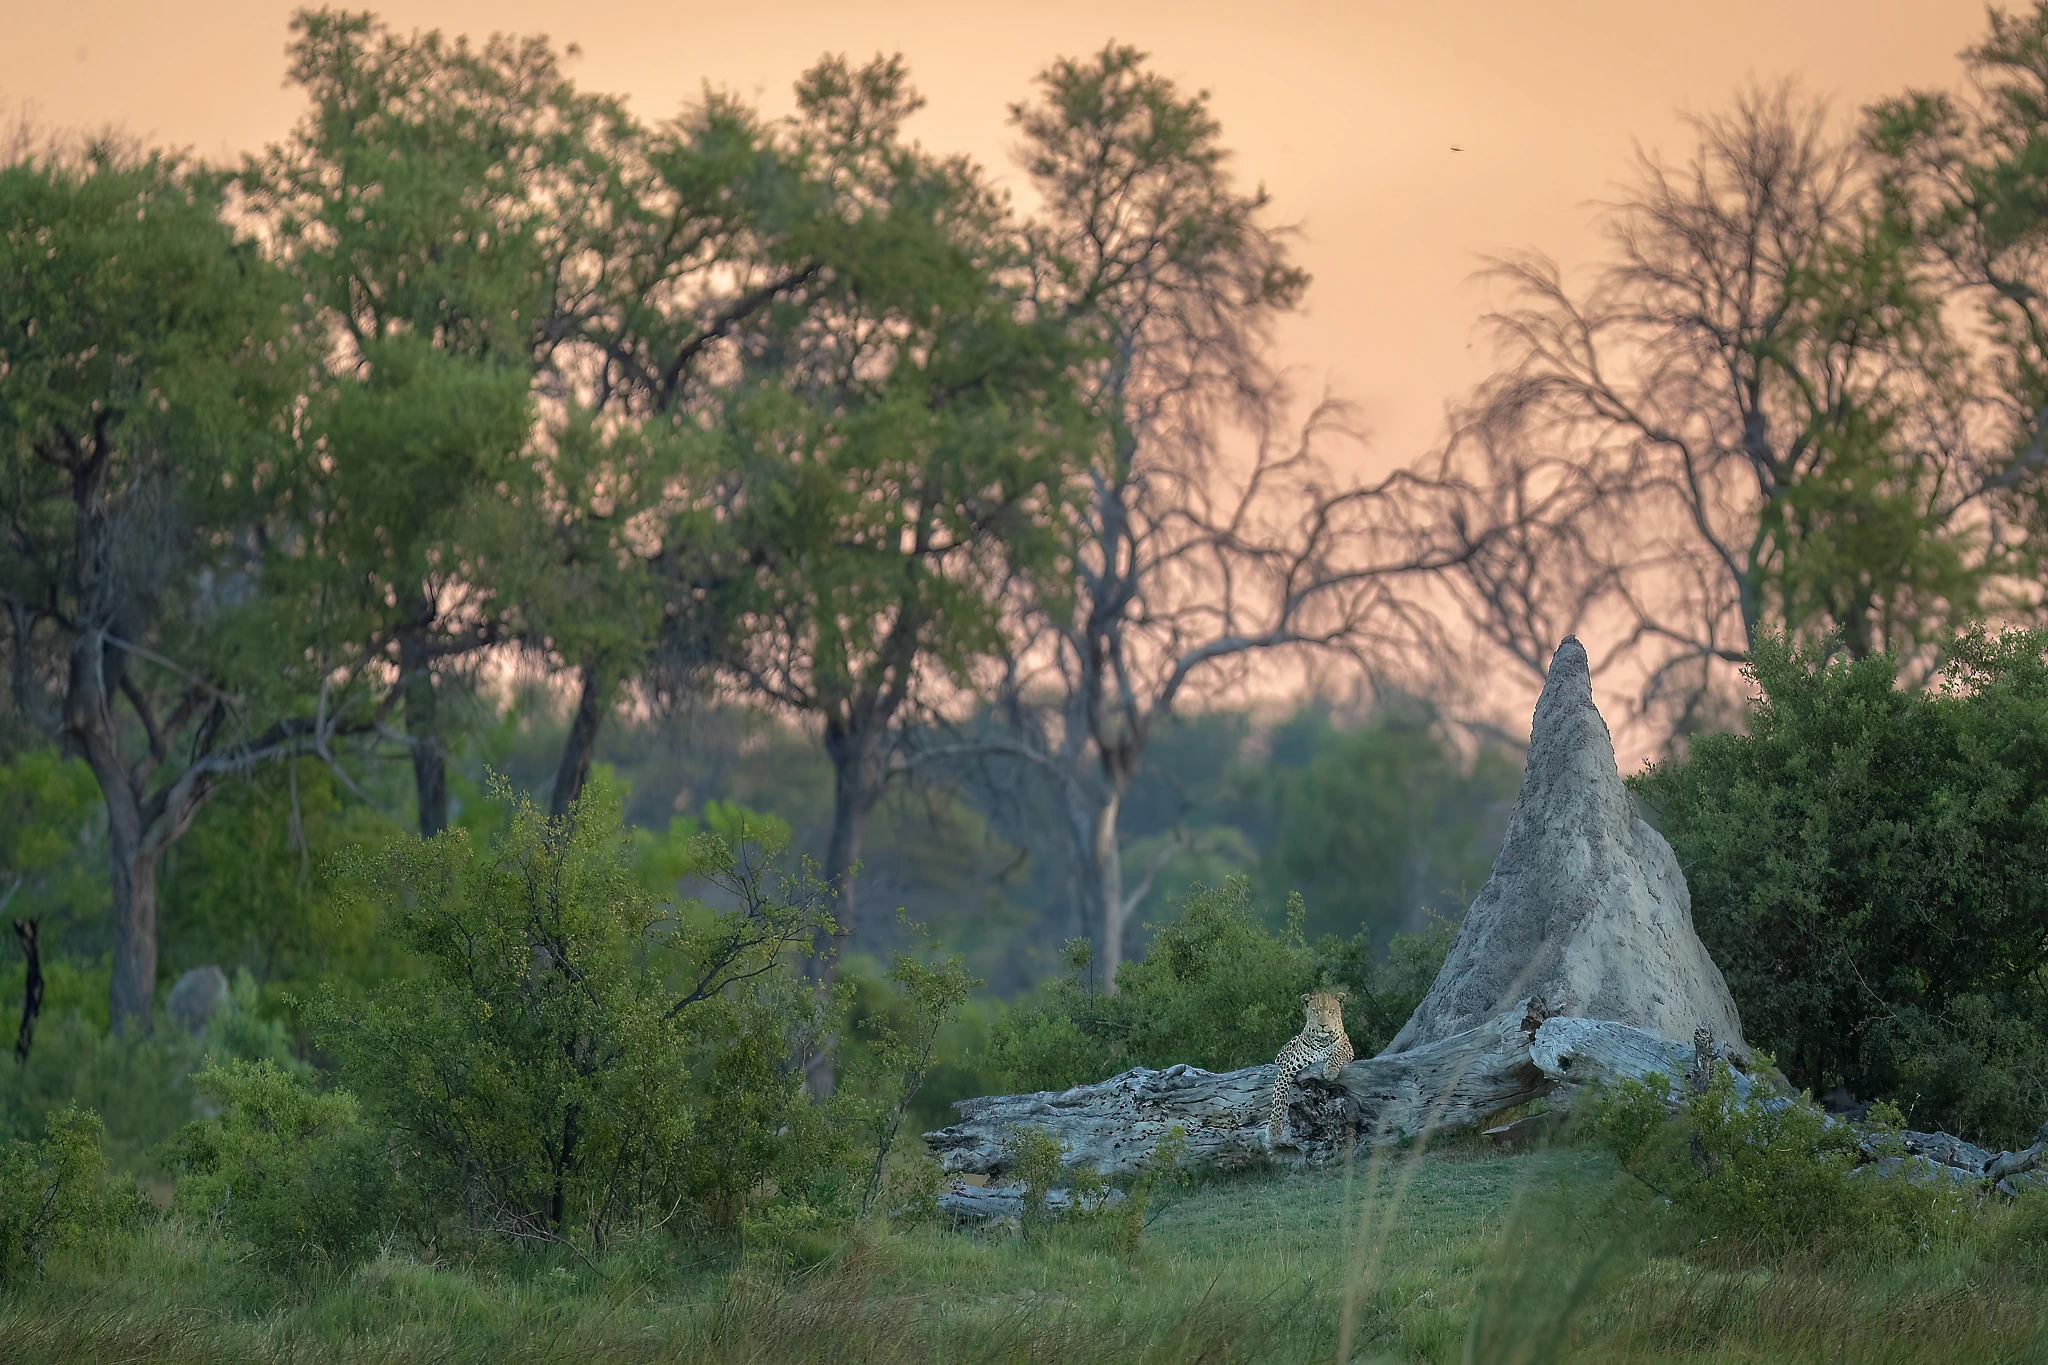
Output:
1871,1,2048,611
502,47,845,819
1632,630,2048,1145
714,55,1080,975
244,10,577,835
0,145,314,1030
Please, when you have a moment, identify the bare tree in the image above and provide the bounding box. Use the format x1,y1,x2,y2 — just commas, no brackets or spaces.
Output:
981,398,1473,985
966,47,1477,985
1450,86,2004,729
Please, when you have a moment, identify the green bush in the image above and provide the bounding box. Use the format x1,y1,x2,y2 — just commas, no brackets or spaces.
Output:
1588,1062,1974,1256
1633,629,2048,1147
985,877,1455,1092
0,1010,202,1172
1871,993,2048,1143
165,1060,393,1275
0,1105,138,1287
311,781,846,1254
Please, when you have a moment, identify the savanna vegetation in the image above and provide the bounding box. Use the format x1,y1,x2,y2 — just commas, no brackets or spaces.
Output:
7,4,2048,1361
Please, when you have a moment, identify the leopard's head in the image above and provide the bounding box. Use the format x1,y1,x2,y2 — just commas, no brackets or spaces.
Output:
1301,990,1348,1031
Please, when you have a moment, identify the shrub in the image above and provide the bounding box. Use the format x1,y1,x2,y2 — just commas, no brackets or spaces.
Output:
0,1105,136,1286
1633,629,2048,1147
0,1009,202,1173
1870,993,2048,1143
1,967,309,1174
165,1060,393,1274
1588,1062,1973,1256
311,781,843,1254
851,945,978,1216
986,879,1319,1091
986,877,1456,1093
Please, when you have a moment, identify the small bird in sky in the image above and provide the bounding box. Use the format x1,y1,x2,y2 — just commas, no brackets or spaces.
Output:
1451,145,1463,152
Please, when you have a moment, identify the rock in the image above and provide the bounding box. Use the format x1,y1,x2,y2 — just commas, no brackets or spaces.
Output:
1896,1130,1994,1177
1386,637,1748,1058
165,966,230,1038
935,1181,1126,1226
2001,1170,2048,1197
1847,1155,1976,1188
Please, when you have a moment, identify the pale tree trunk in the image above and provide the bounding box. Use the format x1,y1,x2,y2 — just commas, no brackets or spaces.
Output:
549,663,605,821
1093,790,1127,989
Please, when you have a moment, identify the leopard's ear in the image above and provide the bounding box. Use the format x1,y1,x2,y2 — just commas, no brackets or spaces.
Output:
1301,993,1310,1004
1333,989,1348,1002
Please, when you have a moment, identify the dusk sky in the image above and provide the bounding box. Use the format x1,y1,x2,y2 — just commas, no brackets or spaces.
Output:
2,1,1993,471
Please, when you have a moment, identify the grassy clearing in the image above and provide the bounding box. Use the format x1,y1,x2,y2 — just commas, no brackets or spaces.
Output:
4,1140,2045,1363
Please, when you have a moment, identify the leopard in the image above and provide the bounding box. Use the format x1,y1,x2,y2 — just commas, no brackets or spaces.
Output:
1268,990,1353,1141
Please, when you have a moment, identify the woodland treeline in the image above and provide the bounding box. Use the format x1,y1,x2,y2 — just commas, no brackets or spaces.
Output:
9,2,2048,1061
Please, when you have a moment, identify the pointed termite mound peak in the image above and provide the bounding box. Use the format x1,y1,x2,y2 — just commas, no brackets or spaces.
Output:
1384,636,1748,1057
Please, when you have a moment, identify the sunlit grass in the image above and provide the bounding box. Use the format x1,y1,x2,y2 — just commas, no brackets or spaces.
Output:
4,1141,2045,1363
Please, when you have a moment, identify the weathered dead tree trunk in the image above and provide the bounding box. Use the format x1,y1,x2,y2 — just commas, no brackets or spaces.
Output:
925,1008,1752,1180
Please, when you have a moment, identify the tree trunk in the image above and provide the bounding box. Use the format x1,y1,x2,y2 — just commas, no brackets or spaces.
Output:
820,721,871,957
807,719,875,1098
399,628,447,837
105,784,160,1035
11,916,43,1062
66,639,165,1036
1093,789,1127,990
549,663,605,821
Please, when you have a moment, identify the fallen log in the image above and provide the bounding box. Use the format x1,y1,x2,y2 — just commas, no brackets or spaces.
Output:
925,1007,1743,1178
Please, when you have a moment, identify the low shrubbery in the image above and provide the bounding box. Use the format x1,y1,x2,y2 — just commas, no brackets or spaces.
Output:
298,782,852,1256
985,876,1453,1093
118,784,979,1275
0,1105,139,1288
165,1061,394,1276
0,968,306,1175
1587,1062,1979,1256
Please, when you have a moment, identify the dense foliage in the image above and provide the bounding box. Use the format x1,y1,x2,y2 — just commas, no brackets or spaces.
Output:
304,785,849,1252
985,877,1453,1092
1634,630,2048,1146
0,1106,137,1288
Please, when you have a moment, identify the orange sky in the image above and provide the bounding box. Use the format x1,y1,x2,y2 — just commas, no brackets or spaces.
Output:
3,1,1992,475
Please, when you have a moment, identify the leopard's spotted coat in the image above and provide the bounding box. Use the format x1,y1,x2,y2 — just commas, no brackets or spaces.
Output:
1268,991,1353,1141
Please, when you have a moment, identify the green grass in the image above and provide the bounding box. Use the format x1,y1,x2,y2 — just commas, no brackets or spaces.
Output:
5,1140,2046,1363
